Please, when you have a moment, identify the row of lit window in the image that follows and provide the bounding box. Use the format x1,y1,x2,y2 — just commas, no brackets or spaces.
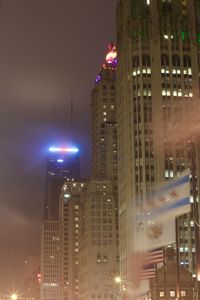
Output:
102,104,115,109
161,68,192,75
63,182,84,190
159,290,186,297
180,247,196,252
133,68,151,76
162,90,193,97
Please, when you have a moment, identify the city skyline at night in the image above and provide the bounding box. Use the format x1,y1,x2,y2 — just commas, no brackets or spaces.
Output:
1,1,200,300
0,0,117,292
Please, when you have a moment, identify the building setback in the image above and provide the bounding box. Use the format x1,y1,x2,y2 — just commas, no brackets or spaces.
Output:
116,0,200,296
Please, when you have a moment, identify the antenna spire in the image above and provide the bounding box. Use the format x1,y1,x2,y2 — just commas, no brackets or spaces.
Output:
70,88,74,131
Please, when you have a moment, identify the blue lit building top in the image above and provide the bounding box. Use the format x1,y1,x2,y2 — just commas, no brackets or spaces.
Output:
44,145,80,220
47,145,80,180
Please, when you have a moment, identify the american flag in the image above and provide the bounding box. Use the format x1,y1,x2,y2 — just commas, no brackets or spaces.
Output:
132,248,163,282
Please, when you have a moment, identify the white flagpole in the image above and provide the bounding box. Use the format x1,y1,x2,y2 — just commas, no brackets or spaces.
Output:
175,217,180,300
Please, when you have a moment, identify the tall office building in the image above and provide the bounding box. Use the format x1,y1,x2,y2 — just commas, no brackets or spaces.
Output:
92,43,119,249
41,145,80,300
116,0,200,293
59,179,86,300
91,44,118,185
77,46,119,300
79,179,119,300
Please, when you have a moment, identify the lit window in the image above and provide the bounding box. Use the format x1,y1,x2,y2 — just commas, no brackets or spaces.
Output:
167,90,171,96
103,112,107,115
173,91,177,96
147,68,151,74
189,92,193,97
188,68,192,75
165,170,169,178
180,291,186,297
146,0,150,5
103,118,107,121
169,290,176,297
159,291,164,297
164,34,169,39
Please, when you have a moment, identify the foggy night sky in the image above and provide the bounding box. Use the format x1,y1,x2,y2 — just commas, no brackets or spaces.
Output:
0,0,117,290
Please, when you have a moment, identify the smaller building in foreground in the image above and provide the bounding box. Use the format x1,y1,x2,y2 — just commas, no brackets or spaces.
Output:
149,248,199,300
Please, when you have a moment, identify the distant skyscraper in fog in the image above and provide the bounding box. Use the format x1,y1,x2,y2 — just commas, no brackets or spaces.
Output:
44,146,80,220
41,145,80,300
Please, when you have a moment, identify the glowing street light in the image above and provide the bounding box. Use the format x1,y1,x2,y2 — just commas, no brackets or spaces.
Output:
10,294,18,300
114,276,122,284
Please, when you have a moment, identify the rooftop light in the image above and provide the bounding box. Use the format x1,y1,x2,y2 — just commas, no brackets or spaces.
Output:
49,147,79,153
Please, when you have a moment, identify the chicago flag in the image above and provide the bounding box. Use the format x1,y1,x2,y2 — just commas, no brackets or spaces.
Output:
135,170,191,251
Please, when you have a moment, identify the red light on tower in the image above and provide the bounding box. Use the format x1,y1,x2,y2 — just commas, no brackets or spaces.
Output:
105,44,117,64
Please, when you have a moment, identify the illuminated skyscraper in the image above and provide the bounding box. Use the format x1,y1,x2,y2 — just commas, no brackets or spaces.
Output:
59,180,86,300
77,46,119,300
91,44,117,186
44,146,80,220
116,0,200,294
41,145,80,300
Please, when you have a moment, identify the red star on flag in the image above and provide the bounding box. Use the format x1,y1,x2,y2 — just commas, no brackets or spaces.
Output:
170,190,178,199
158,195,166,203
